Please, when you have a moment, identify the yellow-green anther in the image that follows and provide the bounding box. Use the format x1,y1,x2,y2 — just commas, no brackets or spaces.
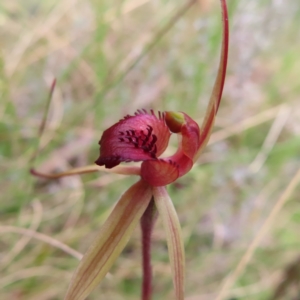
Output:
165,111,185,133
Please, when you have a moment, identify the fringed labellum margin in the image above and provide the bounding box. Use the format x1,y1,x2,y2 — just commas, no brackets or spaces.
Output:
96,110,200,186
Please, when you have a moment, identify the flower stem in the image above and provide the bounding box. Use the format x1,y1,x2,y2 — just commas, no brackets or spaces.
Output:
140,198,157,300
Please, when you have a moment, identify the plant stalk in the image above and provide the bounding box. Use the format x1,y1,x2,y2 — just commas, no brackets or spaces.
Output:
140,198,157,300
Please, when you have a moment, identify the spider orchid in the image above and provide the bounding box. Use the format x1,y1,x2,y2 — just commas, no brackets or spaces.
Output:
31,1,228,299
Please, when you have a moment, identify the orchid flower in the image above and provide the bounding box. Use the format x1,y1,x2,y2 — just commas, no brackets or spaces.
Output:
31,1,228,299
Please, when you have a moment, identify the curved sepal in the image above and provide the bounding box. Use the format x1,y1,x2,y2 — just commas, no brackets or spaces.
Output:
194,0,229,160
152,186,185,300
65,180,152,300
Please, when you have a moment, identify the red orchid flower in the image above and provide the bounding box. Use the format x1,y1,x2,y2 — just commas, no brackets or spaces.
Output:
95,109,199,186
31,1,228,299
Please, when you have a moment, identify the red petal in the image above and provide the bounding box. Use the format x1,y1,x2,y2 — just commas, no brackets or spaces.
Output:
95,110,171,168
141,159,179,186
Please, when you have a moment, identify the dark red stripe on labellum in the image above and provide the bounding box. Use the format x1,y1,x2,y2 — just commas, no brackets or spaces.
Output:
95,109,201,186
95,111,171,169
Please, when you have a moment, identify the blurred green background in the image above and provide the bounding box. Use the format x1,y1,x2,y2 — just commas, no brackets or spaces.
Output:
1,0,300,299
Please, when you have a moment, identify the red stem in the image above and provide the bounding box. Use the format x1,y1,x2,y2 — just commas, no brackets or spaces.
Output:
140,198,157,300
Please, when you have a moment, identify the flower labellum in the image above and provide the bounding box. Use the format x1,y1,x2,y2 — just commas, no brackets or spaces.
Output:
95,110,200,186
95,110,171,169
